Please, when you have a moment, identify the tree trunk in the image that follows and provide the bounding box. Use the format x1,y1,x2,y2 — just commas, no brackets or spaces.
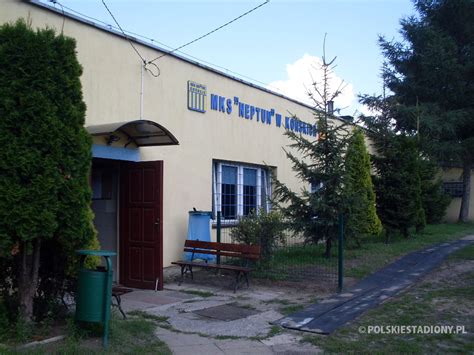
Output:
324,237,332,258
459,161,471,222
17,239,41,322
402,226,409,239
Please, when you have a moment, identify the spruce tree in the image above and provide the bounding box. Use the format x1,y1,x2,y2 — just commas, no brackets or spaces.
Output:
379,0,474,221
0,20,97,321
273,52,350,257
343,129,382,246
360,96,424,240
419,159,451,224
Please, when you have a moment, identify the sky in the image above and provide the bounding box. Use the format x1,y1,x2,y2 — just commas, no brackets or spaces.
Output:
46,0,416,116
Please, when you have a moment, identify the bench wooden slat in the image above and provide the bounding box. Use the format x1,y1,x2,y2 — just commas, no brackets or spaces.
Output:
174,239,262,292
184,240,261,255
183,247,260,260
171,261,251,272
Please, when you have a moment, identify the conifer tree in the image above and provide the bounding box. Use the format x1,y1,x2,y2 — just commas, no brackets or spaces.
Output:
360,96,424,240
343,129,382,246
378,0,474,221
418,159,451,224
273,49,350,257
0,20,97,321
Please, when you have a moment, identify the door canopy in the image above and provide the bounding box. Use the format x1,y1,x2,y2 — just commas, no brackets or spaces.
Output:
86,120,179,147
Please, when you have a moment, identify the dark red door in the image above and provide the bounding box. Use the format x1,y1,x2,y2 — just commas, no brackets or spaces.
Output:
120,161,163,290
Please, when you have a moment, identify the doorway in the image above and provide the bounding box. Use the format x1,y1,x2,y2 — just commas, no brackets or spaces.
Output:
119,161,164,290
91,159,164,290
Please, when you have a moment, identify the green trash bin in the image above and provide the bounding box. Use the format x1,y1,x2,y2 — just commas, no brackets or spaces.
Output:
75,250,116,348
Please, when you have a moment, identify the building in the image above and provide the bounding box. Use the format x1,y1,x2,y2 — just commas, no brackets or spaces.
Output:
2,0,324,290
2,0,471,290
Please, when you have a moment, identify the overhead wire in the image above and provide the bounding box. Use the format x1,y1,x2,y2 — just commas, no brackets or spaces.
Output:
100,0,145,63
46,0,283,92
147,0,270,64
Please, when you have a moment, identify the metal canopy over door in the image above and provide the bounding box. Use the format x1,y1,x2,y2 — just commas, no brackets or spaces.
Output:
120,161,163,290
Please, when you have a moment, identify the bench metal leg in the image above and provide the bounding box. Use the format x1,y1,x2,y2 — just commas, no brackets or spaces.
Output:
179,265,186,285
113,294,127,319
234,271,246,293
244,272,249,288
234,272,240,293
179,265,194,285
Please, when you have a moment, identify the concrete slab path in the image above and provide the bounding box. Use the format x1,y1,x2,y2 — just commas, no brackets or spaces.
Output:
154,327,320,354
277,236,474,334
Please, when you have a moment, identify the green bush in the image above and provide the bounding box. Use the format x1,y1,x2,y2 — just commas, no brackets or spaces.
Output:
0,19,98,321
230,209,286,262
344,129,382,247
0,297,9,341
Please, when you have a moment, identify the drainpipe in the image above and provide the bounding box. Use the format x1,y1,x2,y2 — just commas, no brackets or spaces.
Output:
140,62,144,120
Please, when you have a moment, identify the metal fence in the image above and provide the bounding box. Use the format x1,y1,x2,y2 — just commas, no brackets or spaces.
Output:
214,212,344,291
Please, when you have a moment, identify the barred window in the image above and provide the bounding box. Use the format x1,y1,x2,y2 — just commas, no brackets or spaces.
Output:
213,161,271,220
443,182,463,198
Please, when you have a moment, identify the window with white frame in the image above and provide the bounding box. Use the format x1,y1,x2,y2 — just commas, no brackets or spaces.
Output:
213,161,271,220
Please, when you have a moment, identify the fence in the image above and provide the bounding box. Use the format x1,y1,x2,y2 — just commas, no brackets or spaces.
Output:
215,212,344,291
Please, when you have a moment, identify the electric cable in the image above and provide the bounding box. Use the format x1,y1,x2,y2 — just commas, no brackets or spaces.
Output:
100,0,146,64
147,0,270,64
46,0,281,92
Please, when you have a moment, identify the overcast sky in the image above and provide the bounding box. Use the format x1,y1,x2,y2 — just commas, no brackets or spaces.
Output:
47,0,415,116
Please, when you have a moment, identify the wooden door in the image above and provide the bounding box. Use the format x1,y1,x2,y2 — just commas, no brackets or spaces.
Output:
120,161,163,290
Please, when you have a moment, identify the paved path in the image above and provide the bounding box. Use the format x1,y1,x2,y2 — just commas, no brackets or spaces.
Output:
155,327,320,355
277,237,474,334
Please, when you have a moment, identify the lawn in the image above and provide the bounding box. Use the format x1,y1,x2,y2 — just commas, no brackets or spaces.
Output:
344,222,474,278
301,242,474,353
254,222,474,282
2,312,171,354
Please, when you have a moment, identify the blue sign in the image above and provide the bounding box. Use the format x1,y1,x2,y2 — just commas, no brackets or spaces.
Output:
187,81,317,138
210,94,317,137
188,81,207,113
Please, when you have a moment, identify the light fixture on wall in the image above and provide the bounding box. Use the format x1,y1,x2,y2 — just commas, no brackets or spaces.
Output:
105,134,120,146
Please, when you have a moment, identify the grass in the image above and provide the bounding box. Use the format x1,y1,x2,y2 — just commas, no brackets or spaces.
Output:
448,243,474,261
279,304,305,316
344,222,474,278
301,242,474,353
253,223,474,282
127,310,169,323
267,325,283,337
179,289,215,298
8,311,172,354
263,299,292,305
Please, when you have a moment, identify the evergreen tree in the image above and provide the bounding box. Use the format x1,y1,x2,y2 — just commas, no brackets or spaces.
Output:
0,20,97,321
343,128,382,246
419,158,451,224
360,96,424,240
379,0,474,221
273,53,350,257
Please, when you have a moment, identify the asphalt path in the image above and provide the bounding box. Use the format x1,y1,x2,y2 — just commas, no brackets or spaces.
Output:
277,237,474,334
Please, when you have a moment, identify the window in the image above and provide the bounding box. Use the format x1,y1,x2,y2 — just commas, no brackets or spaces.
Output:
443,181,463,198
213,161,271,220
222,165,238,219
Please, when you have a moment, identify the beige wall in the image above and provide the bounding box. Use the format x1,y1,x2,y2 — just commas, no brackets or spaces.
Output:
442,168,474,222
1,1,318,268
5,1,470,274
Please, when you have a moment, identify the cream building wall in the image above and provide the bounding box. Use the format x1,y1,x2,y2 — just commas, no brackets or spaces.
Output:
1,0,320,268
4,1,471,276
442,168,474,222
